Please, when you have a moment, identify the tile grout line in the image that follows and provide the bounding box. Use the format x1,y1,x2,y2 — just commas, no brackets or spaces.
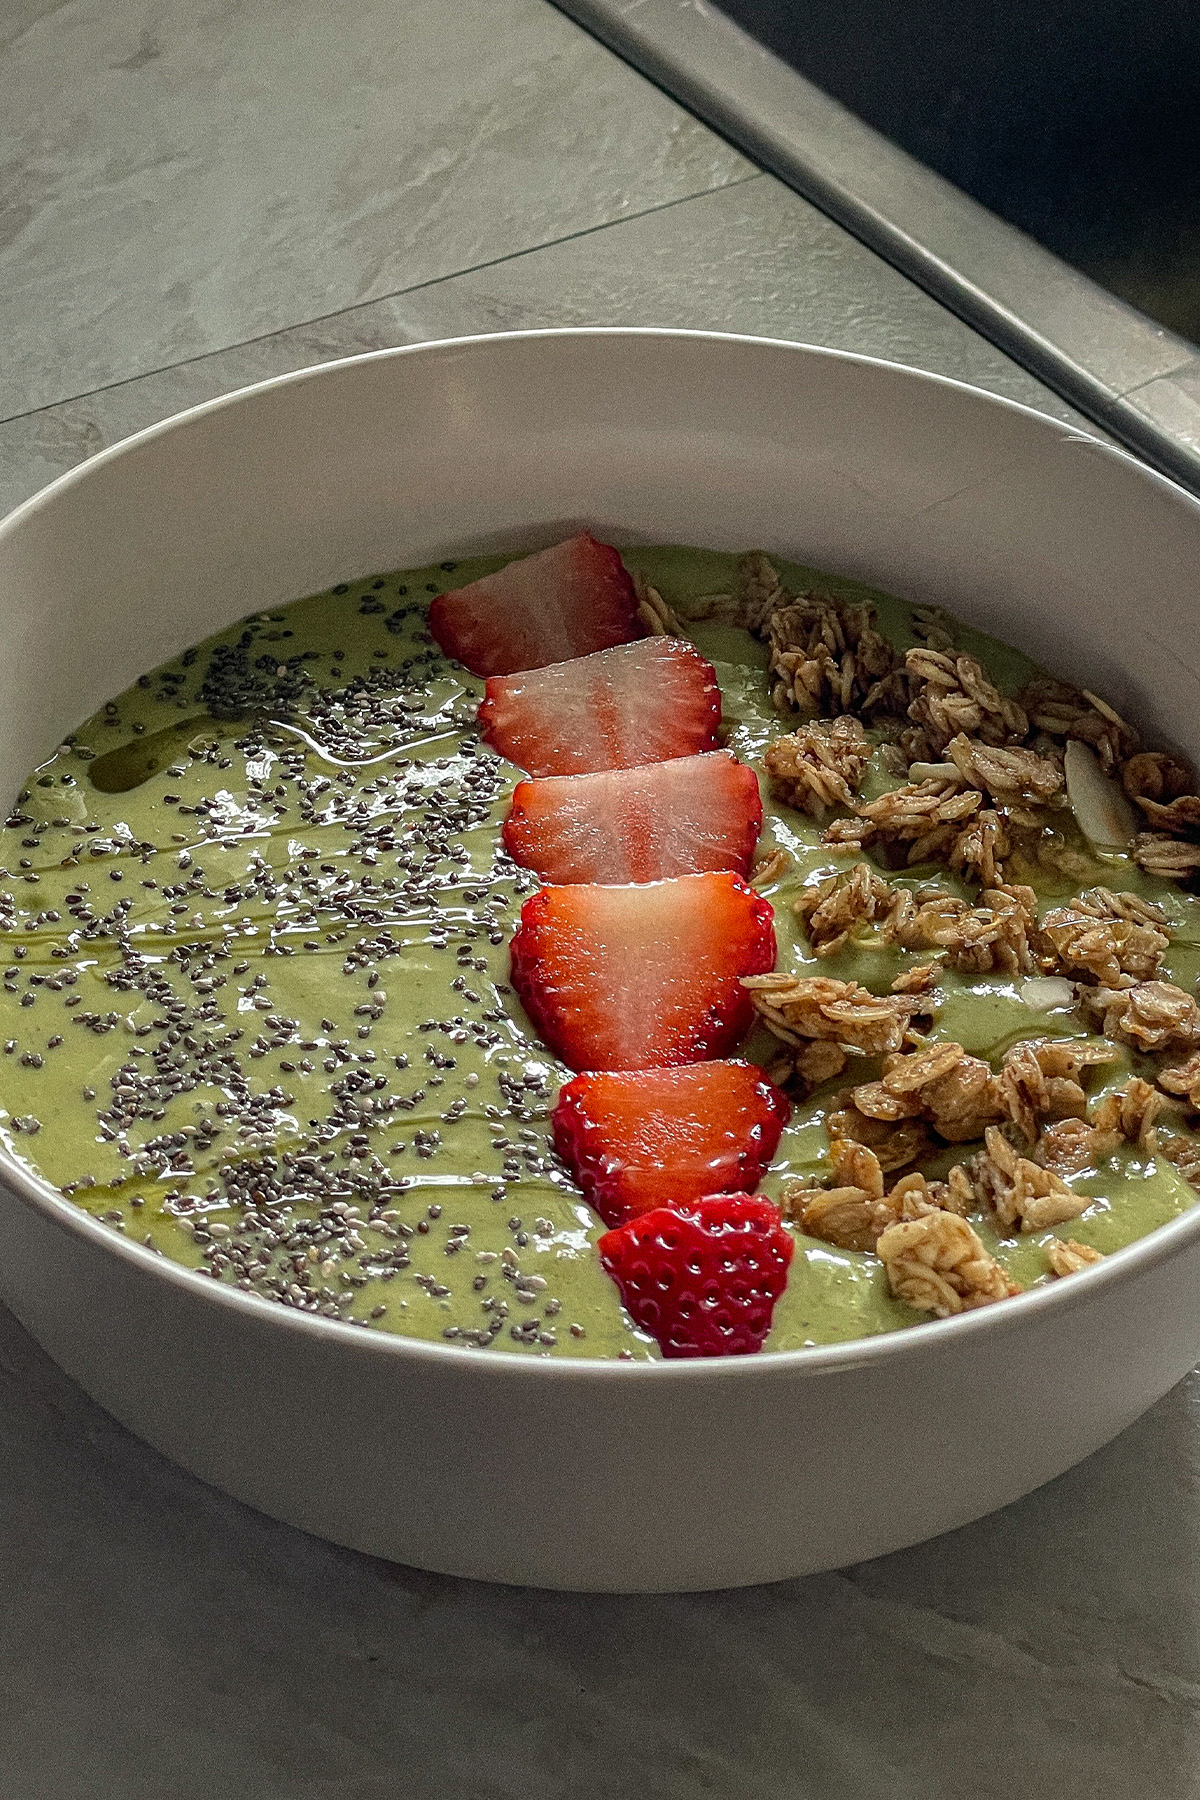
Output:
0,172,765,431
1120,355,1200,402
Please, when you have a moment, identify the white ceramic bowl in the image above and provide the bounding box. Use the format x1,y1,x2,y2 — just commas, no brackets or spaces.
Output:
2,329,1200,1592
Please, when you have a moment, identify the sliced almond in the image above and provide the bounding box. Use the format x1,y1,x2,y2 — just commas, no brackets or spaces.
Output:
1019,975,1077,1011
1064,739,1137,850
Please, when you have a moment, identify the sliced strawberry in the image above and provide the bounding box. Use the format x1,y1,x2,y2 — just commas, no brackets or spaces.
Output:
429,534,644,677
502,751,762,884
599,1195,794,1358
554,1061,791,1227
479,637,721,777
510,871,775,1071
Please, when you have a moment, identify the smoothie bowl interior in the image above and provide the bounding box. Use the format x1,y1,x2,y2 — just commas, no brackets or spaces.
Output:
3,330,1200,1589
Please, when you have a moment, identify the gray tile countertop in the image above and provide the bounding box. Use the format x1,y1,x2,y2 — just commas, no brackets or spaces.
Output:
1,3,1196,1796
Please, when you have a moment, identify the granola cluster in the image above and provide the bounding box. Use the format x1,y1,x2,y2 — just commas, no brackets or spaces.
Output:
824,1097,933,1173
764,716,870,822
742,972,918,1057
1123,749,1196,821
894,884,1041,974
735,549,788,633
631,569,684,638
740,550,1200,881
1022,677,1137,772
1033,1089,1169,1176
996,1039,1115,1141
787,1036,1175,1312
901,648,1028,761
1091,1075,1166,1148
827,1038,1111,1154
766,592,900,718
1040,888,1169,986
943,733,1063,811
877,1211,1019,1316
782,1138,964,1252
1045,1238,1104,1277
794,864,1041,975
1159,1050,1200,1109
1124,749,1200,874
1163,1132,1200,1184
822,776,988,869
793,862,893,957
734,551,1200,1326
967,1126,1085,1232
1083,980,1200,1053
790,865,1188,1060
848,1040,1004,1145
785,1136,1030,1318
793,1051,1182,1313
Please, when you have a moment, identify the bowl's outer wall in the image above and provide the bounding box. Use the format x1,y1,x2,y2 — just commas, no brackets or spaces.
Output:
2,332,1200,1589
6,1164,1200,1591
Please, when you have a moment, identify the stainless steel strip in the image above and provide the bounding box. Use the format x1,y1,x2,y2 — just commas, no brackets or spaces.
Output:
553,0,1200,495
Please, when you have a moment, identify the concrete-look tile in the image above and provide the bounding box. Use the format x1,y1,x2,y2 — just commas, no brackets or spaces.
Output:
433,175,1093,423
1125,358,1200,454
0,176,1092,518
0,0,752,418
1,0,73,53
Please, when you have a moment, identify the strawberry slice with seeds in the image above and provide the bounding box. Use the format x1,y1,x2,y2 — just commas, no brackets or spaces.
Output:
510,871,775,1070
429,533,644,677
502,750,763,884
479,637,721,777
599,1195,794,1358
554,1060,791,1227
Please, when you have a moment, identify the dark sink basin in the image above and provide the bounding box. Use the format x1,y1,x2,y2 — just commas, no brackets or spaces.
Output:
718,0,1200,344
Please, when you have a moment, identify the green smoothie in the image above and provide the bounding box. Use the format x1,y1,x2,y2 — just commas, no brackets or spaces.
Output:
0,546,1194,1356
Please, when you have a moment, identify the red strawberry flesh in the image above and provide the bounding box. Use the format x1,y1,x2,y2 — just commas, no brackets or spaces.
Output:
502,751,763,884
510,871,775,1071
479,637,721,778
429,533,645,677
554,1061,790,1227
599,1195,794,1358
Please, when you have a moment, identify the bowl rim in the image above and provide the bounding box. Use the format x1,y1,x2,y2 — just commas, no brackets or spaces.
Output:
3,321,1200,1384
